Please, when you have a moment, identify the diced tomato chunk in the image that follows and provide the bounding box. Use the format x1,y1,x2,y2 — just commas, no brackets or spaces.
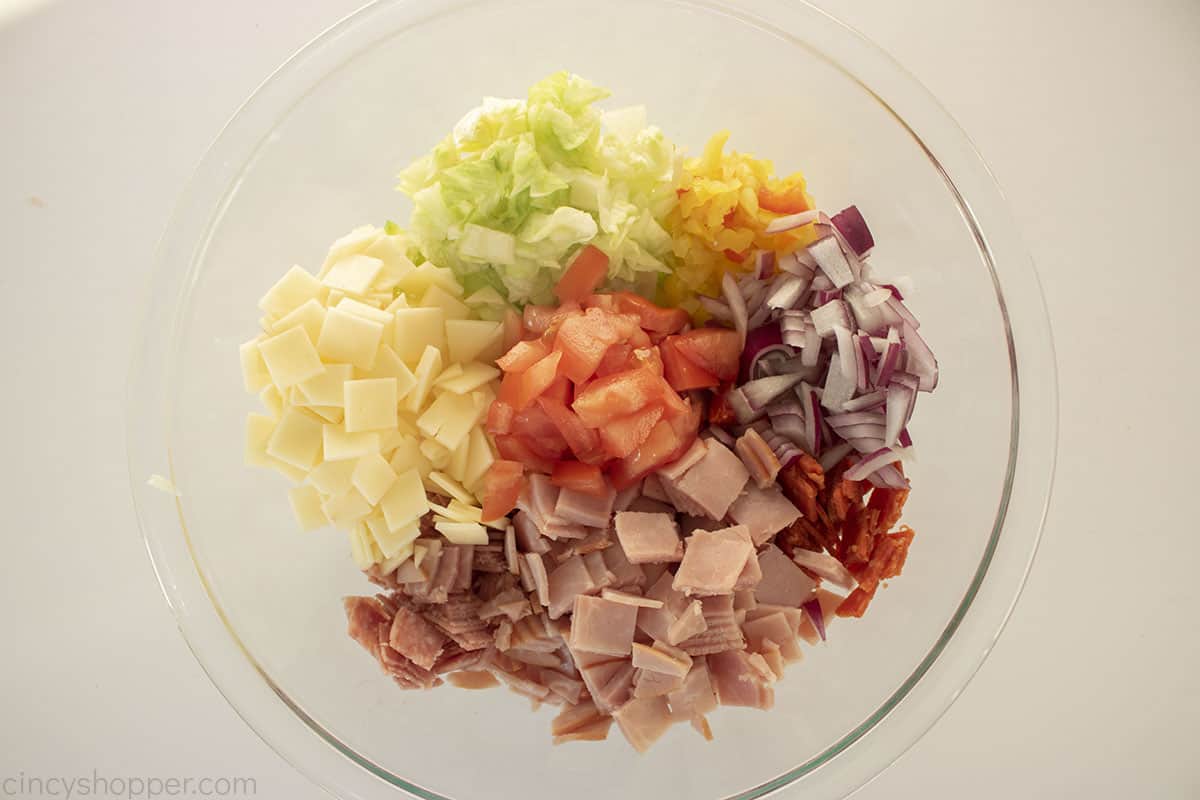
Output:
509,350,563,410
523,305,556,336
582,293,618,313
608,399,700,488
481,460,525,522
537,396,603,463
758,183,811,215
554,245,610,304
628,346,664,377
572,367,674,427
673,328,741,381
510,403,570,460
486,400,515,435
502,307,523,352
493,435,556,475
612,292,690,335
554,308,621,384
660,335,720,391
541,376,572,407
496,338,551,373
598,404,664,459
550,461,607,497
594,342,634,377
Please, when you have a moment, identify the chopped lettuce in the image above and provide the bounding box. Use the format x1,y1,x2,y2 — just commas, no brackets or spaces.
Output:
398,72,680,304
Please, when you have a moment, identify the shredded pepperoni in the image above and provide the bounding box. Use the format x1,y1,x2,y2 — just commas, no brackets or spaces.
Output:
707,386,738,427
835,586,876,618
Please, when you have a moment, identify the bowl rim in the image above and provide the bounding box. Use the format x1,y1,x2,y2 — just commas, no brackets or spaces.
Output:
125,1,1058,798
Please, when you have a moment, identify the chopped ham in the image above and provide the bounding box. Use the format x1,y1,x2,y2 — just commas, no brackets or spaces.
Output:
541,669,586,705
632,667,685,698
552,700,611,742
388,606,447,670
742,611,803,662
510,614,560,652
675,595,745,656
758,640,787,679
448,670,500,689
543,518,590,540
791,547,858,590
601,542,647,590
555,486,617,528
637,571,687,643
570,595,638,657
640,473,671,503
494,619,513,651
593,660,637,712
518,473,560,529
569,527,612,557
613,482,642,512
660,439,748,520
657,437,709,481
613,695,674,753
691,715,714,741
507,649,563,668
391,556,429,584
504,524,519,575
513,511,550,554
625,496,676,515
667,659,718,721
733,589,758,612
344,596,392,655
755,544,818,607
746,604,804,633
734,548,763,591
523,554,551,608
678,514,713,536
554,717,614,744
379,640,443,689
707,649,774,709
601,588,663,609
614,511,683,564
433,643,489,673
547,555,597,619
666,599,707,646
581,550,616,591
734,428,782,488
728,484,801,546
631,641,693,678
672,526,755,596
472,545,507,573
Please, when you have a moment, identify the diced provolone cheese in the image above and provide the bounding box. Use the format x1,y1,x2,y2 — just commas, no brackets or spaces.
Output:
417,391,479,452
420,284,470,320
369,515,421,560
259,265,325,317
322,425,380,461
343,378,398,433
259,326,325,388
271,298,327,344
428,471,476,505
436,362,501,395
361,344,416,399
288,485,328,531
322,489,373,529
240,338,270,393
434,520,489,546
351,453,397,506
322,254,383,296
266,407,323,470
297,363,353,407
404,345,443,413
445,319,504,364
307,458,357,496
392,308,445,364
379,467,430,532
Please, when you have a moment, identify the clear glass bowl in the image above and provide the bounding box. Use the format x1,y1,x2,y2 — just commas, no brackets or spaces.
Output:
126,1,1057,798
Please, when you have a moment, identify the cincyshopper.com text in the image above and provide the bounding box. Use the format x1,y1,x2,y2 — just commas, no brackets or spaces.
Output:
1,771,256,799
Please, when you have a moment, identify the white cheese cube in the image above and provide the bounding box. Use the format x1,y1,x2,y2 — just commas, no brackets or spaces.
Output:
288,485,328,531
436,362,501,395
297,363,353,407
322,489,373,529
258,384,284,418
404,345,443,414
307,458,356,497
303,405,344,424
259,326,325,388
245,413,276,467
259,265,325,317
387,435,430,477
351,453,397,506
368,515,421,560
320,225,380,276
240,337,270,392
445,319,504,364
429,500,483,524
361,344,416,400
348,522,378,569
385,294,410,314
393,307,445,364
271,298,326,344
446,435,471,484
419,437,452,470
417,391,479,452
419,284,470,320
364,235,416,291
434,521,489,546
266,407,324,470
322,425,380,461
462,425,496,491
317,307,384,370
343,378,398,433
323,254,384,296
337,296,393,346
379,467,429,531
397,262,463,299
428,471,476,506
464,287,507,308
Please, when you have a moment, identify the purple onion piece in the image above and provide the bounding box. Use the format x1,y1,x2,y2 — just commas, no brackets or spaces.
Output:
802,598,827,642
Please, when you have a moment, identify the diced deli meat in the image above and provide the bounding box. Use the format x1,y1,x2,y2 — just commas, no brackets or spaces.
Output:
388,606,448,670
791,547,857,590
613,695,674,753
570,595,639,657
660,440,748,520
631,641,693,678
734,428,782,488
667,599,708,646
707,649,774,710
672,526,754,596
676,595,745,656
614,511,683,564
667,660,719,721
755,544,818,607
728,484,801,546
555,486,617,528
547,555,597,619
742,611,803,662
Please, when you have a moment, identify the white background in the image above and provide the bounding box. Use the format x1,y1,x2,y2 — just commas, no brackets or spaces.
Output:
1,0,1196,798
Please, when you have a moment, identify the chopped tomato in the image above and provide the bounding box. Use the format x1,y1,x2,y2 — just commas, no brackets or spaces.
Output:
486,400,515,435
523,304,556,336
661,335,720,391
496,338,551,373
541,376,572,407
594,341,634,377
572,366,681,427
493,435,555,475
673,328,741,381
612,292,690,335
608,399,700,487
508,350,563,410
554,244,610,304
550,461,607,497
537,396,603,463
707,385,738,426
502,307,523,352
757,182,810,215
629,346,664,377
510,403,570,459
582,293,618,313
481,460,525,522
554,308,621,384
599,405,664,459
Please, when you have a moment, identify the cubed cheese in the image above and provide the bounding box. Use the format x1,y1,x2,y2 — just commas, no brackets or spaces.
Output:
428,471,476,505
240,338,270,393
320,225,380,276
446,435,471,483
369,515,421,560
337,296,393,345
322,424,380,461
364,235,415,290
303,405,344,424
307,458,357,496
445,319,504,364
462,425,496,491
463,287,507,308
317,307,384,370
404,345,443,413
322,489,373,529
348,521,378,569
434,521,489,545
322,254,383,295
259,326,325,388
271,298,326,343
258,384,284,418
351,453,397,505
436,362,501,395
245,413,276,467
379,467,430,531
259,265,325,317
429,499,483,524
288,485,328,531
343,378,398,433
397,262,464,299
361,344,416,400
387,435,430,476
296,363,353,407
417,391,479,452
266,407,324,470
419,284,470,320
392,308,445,364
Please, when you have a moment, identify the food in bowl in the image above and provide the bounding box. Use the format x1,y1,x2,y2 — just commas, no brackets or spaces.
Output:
238,73,938,752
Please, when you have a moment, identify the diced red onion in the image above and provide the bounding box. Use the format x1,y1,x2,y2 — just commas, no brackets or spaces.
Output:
749,345,793,380
777,251,815,279
864,287,892,307
834,422,887,440
766,275,809,310
807,235,855,289
741,373,807,410
722,272,748,347
853,334,870,392
810,273,834,292
818,441,854,472
803,385,822,456
868,463,910,489
873,328,903,387
699,295,732,321
898,427,913,448
801,323,821,367
766,411,806,447
811,299,852,337
885,383,915,447
747,303,772,330
832,325,857,389
830,205,875,257
827,411,886,428
842,390,886,412
881,283,904,300
801,597,827,641
846,435,886,453
764,209,820,234
753,250,777,279
707,426,735,447
782,329,807,348
885,295,920,329
728,387,763,425
814,288,843,306
901,322,938,391
843,283,888,334
844,448,902,481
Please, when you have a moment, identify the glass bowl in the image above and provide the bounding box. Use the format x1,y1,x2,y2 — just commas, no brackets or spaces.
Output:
126,0,1057,798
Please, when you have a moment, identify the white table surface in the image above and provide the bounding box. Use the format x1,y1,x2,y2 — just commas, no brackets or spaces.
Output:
2,0,1196,797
